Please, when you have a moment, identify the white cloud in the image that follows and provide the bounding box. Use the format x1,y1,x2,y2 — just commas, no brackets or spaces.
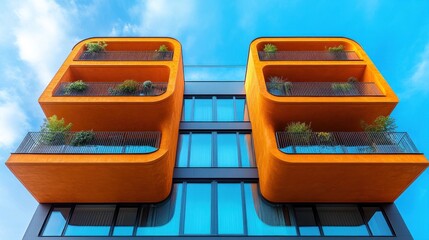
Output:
13,0,77,86
407,42,429,94
111,0,197,37
0,90,29,148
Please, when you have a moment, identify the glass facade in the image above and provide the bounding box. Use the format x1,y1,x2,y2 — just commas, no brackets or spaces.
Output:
41,183,393,237
182,96,249,121
177,132,255,167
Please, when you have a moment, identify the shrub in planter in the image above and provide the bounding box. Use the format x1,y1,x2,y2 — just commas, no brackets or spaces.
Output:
361,116,397,132
263,43,277,59
109,80,139,95
40,115,72,145
284,81,293,95
64,80,88,95
142,80,154,95
327,44,346,60
286,122,312,145
154,44,169,59
267,76,285,95
70,131,95,146
85,41,107,53
316,132,332,145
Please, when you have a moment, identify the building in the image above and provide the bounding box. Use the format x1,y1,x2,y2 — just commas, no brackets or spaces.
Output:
6,37,428,239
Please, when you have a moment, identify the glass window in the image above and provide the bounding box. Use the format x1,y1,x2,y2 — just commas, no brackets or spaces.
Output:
194,98,212,121
189,134,212,167
177,134,190,167
113,207,138,236
137,184,182,236
217,99,234,121
64,205,115,236
217,134,239,167
178,132,254,167
295,207,320,236
244,184,297,236
239,134,255,167
362,207,393,236
42,207,70,236
184,184,211,234
183,98,193,121
182,96,248,122
218,184,244,234
235,98,248,121
317,205,369,236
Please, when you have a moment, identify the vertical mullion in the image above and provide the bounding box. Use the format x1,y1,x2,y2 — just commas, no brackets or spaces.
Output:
109,204,120,236
313,205,324,236
212,96,217,121
236,132,242,167
233,96,237,121
134,205,143,236
292,206,301,236
61,205,75,236
212,181,218,235
240,182,248,236
179,182,187,235
359,206,373,236
39,206,54,236
212,132,217,167
191,97,195,121
187,133,192,167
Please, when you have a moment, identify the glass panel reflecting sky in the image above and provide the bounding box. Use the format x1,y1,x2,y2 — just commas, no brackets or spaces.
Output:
317,205,369,236
363,207,393,236
217,99,234,121
189,134,212,167
217,134,239,167
218,184,244,234
184,184,211,234
113,207,138,236
65,205,115,236
194,99,212,121
42,208,70,236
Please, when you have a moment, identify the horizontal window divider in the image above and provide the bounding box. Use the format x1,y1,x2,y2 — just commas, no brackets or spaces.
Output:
173,168,259,180
180,122,252,131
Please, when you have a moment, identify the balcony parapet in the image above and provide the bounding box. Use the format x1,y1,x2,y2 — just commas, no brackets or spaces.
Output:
53,82,168,97
258,50,360,61
78,51,173,61
276,132,419,154
266,82,383,97
16,131,161,154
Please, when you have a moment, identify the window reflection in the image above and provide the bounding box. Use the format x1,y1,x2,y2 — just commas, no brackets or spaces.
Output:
317,205,369,236
363,207,393,236
182,96,248,121
64,205,115,236
42,207,70,236
218,184,244,234
184,184,211,234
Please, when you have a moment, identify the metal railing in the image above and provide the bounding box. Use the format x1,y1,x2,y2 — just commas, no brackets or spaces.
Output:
276,132,419,154
266,82,383,96
53,82,168,96
15,131,161,154
78,51,173,61
258,51,360,61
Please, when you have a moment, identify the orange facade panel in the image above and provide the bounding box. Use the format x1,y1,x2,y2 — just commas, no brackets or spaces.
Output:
7,37,184,203
245,37,428,202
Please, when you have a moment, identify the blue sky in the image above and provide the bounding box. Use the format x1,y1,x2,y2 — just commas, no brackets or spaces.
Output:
0,0,428,239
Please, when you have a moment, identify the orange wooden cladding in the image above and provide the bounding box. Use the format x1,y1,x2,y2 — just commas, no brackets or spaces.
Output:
6,37,184,203
245,37,429,202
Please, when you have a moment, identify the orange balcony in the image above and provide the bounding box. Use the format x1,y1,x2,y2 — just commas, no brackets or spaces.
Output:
245,37,428,202
6,37,184,203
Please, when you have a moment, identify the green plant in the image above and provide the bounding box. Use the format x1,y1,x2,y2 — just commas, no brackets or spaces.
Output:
85,41,107,53
286,122,312,133
347,76,358,83
327,44,344,52
263,43,277,53
40,115,72,145
286,122,312,144
64,80,88,95
267,76,285,91
157,44,168,52
109,80,139,95
70,131,95,146
361,116,397,132
331,82,353,93
316,132,332,143
143,80,153,89
284,81,293,95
